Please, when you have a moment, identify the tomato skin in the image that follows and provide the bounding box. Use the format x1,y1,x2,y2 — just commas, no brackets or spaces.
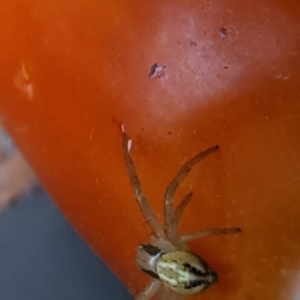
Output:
0,1,300,299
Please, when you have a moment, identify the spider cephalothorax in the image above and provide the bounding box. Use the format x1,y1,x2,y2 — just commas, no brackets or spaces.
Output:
121,126,241,300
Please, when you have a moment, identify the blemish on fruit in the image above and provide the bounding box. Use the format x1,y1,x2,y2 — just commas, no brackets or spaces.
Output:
14,61,34,99
219,27,227,38
148,63,166,79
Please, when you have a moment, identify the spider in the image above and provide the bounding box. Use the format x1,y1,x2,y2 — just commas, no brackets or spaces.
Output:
121,126,241,300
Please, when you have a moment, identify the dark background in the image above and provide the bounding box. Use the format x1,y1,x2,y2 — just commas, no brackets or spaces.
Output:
0,188,133,300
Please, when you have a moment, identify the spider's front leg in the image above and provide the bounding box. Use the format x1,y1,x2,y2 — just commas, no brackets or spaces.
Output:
121,126,165,238
164,145,219,239
180,227,241,243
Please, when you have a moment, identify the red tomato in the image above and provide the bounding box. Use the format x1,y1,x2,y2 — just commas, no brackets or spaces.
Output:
0,0,300,299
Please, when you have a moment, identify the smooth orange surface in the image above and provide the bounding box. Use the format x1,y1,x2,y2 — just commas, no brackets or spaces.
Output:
0,0,300,299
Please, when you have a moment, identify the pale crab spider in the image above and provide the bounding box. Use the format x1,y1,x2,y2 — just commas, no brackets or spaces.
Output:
121,127,241,300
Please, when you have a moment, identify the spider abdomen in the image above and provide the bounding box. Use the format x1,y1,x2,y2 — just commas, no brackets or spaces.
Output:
156,251,218,295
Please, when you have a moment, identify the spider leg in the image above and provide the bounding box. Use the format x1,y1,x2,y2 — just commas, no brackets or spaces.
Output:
172,293,186,300
156,284,170,299
136,279,161,300
157,287,186,300
180,227,241,243
121,127,165,238
168,192,193,241
164,145,219,234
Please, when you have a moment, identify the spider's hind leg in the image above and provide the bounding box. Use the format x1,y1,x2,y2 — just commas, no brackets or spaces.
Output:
136,279,161,300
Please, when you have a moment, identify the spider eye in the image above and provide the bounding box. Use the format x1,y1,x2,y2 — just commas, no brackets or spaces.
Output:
156,251,218,295
136,244,163,279
141,244,161,256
